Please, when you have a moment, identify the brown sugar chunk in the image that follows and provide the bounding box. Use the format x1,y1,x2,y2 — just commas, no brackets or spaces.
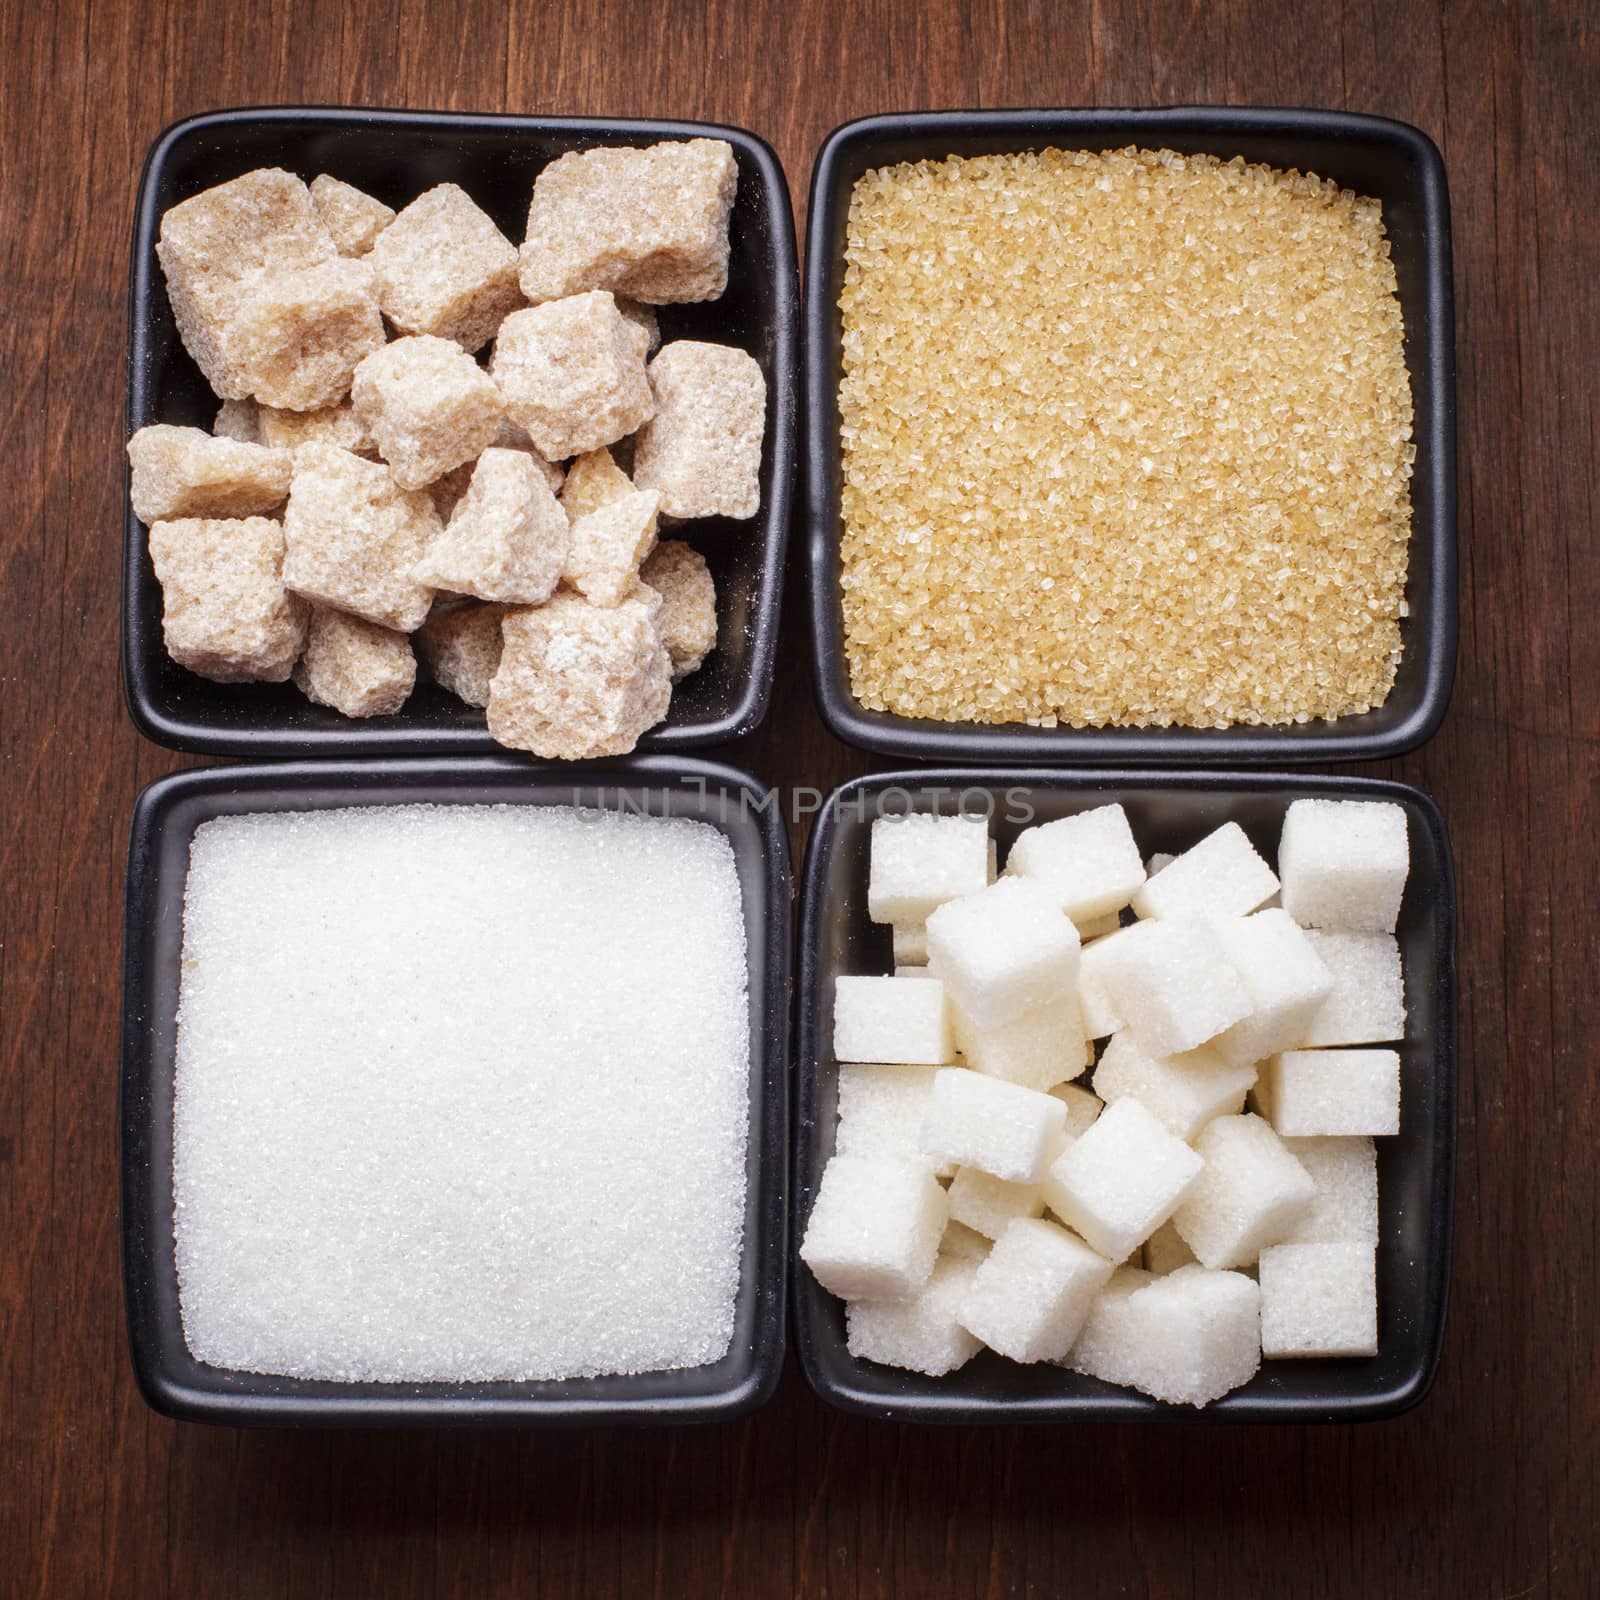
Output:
491,291,654,460
212,398,260,443
559,446,634,522
631,341,765,519
518,139,737,305
368,183,523,353
258,398,376,457
293,606,416,716
156,170,383,408
309,174,395,257
147,515,308,683
487,590,671,759
416,602,506,708
427,461,476,523
224,256,385,411
565,488,660,607
617,298,661,356
156,168,335,395
640,540,717,678
127,425,292,522
351,335,504,490
281,443,438,632
413,447,571,605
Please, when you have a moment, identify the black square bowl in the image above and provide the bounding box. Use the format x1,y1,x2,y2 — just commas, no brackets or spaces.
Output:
805,108,1456,765
794,769,1456,1422
125,107,799,758
122,756,790,1426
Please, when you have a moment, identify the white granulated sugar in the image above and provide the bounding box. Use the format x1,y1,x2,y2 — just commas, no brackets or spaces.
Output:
172,804,750,1383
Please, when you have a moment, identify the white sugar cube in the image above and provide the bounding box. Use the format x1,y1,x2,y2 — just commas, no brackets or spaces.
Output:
1280,1137,1379,1245
868,813,991,925
1090,1030,1256,1141
1279,799,1409,932
952,992,1088,1093
947,1165,1046,1240
1077,925,1137,1038
1145,853,1175,877
846,1253,984,1375
1301,931,1405,1045
1041,1097,1203,1262
920,1068,1067,1183
957,1217,1113,1362
1130,822,1278,921
926,876,1081,1028
891,922,928,965
835,1062,951,1176
1209,910,1335,1068
1259,1243,1378,1357
1050,1081,1104,1142
894,965,936,979
1073,910,1124,941
1173,1113,1315,1269
1104,1266,1263,1406
1064,1265,1154,1384
1095,916,1253,1057
1142,1218,1198,1275
1264,1049,1401,1136
799,1154,948,1301
833,975,953,1065
1004,804,1145,922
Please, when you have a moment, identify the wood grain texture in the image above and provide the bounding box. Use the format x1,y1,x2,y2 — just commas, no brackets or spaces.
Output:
1,0,1595,1593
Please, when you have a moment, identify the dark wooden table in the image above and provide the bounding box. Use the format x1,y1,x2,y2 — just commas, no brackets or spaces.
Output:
4,0,1595,1593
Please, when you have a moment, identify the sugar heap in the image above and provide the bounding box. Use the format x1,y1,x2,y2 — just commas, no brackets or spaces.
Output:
173,803,750,1383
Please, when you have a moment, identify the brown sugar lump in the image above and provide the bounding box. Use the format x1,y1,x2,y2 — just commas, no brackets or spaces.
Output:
212,398,260,442
156,168,336,394
416,602,506,708
224,256,386,411
413,448,570,605
258,398,376,458
147,516,308,682
127,425,293,522
487,590,672,759
561,446,634,521
617,299,661,355
489,420,564,493
631,341,765,520
368,182,523,353
491,292,654,460
565,488,660,607
281,443,438,632
640,540,716,678
309,174,395,257
350,335,504,491
293,606,416,717
836,148,1414,729
518,138,737,305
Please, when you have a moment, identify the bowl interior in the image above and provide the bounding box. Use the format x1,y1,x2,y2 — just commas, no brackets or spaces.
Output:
806,109,1455,763
794,770,1456,1421
122,757,789,1424
127,110,797,756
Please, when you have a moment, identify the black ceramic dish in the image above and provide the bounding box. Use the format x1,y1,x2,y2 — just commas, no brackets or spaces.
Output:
794,769,1456,1422
805,108,1457,765
125,108,799,757
122,756,790,1426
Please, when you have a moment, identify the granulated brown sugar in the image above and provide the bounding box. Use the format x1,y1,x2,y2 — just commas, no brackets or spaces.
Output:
837,147,1414,729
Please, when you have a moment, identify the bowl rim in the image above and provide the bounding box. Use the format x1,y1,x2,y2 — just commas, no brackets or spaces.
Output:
121,753,791,1426
792,766,1457,1423
123,104,799,758
803,105,1457,765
